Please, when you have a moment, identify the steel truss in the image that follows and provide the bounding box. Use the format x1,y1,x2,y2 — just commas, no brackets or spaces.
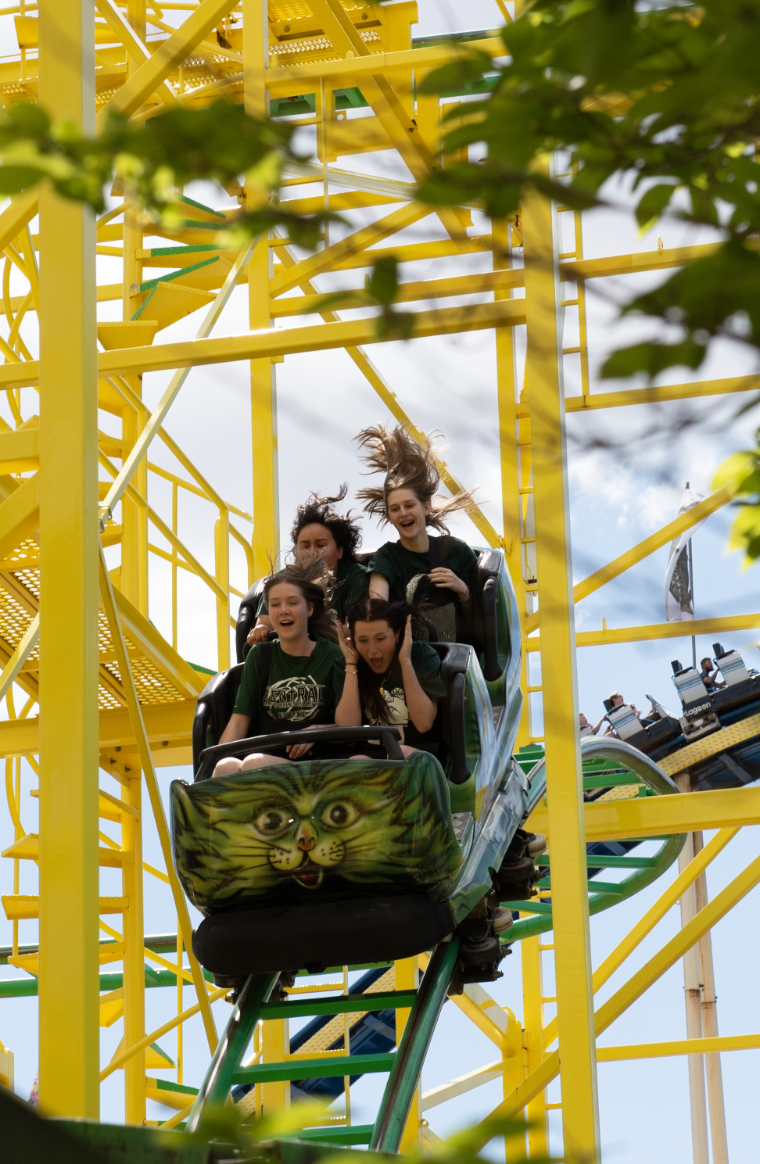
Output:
0,3,755,1161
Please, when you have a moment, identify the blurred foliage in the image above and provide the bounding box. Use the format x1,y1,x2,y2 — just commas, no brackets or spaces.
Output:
418,0,760,564
185,1099,554,1164
0,98,339,250
418,0,760,380
713,435,760,562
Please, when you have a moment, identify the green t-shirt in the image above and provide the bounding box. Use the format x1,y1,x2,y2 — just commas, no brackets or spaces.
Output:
333,640,447,754
256,559,368,624
234,638,342,735
367,535,477,604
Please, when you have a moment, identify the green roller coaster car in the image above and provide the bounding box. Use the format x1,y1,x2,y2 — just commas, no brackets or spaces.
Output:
171,549,533,983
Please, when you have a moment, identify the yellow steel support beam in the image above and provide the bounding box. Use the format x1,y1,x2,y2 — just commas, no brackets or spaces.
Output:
525,611,760,651
524,177,600,1160
266,37,504,91
100,241,255,526
0,697,197,759
0,191,38,257
481,846,760,1139
0,474,39,560
493,217,531,745
245,0,278,576
525,482,735,633
270,203,433,299
37,0,100,1118
98,549,217,1051
120,1,149,617
541,828,739,1050
273,238,501,547
0,300,525,390
560,375,760,414
94,0,180,109
96,0,236,124
597,1034,760,1060
527,784,760,843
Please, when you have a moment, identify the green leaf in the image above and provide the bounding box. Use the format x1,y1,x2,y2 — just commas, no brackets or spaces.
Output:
416,51,493,97
0,165,45,193
634,181,678,229
600,337,707,380
367,255,400,306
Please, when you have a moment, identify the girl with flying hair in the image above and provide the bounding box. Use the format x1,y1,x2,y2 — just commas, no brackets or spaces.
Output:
214,562,342,776
355,423,477,644
248,485,368,644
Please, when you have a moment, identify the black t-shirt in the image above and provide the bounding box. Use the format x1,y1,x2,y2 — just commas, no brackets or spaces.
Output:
333,640,447,753
234,638,342,734
367,535,477,603
257,559,368,624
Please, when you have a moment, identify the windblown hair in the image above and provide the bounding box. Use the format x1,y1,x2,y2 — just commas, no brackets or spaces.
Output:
263,561,338,642
346,596,418,726
290,484,362,563
354,423,474,532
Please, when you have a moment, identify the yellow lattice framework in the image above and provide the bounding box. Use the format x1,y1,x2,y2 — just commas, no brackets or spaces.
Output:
0,4,755,1161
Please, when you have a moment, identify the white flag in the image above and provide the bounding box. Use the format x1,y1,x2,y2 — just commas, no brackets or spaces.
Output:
665,486,706,622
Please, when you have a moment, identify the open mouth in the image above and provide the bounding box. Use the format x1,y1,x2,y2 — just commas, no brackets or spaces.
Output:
399,518,415,530
292,860,324,889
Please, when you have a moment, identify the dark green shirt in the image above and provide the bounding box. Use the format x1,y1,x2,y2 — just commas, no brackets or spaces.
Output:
333,641,447,754
367,535,477,603
234,638,342,734
256,559,368,624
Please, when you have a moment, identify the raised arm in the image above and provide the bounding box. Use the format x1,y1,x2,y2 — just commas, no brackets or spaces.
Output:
247,614,274,645
398,616,437,733
335,622,362,726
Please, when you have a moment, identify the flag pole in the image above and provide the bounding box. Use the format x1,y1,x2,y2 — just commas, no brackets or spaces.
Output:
686,481,696,668
689,536,696,668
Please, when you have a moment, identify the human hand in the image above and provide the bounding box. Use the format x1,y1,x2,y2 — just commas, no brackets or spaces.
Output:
427,567,469,600
247,622,271,645
336,620,359,665
398,614,414,666
286,724,318,760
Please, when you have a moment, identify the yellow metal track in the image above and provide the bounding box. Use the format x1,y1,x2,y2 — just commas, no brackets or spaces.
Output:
0,2,755,1158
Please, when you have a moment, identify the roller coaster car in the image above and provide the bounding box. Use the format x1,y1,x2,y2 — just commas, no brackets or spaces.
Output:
171,550,530,988
607,643,760,789
234,548,512,684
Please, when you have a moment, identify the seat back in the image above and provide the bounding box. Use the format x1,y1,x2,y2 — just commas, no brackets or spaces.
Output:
671,664,709,708
467,550,512,682
428,642,479,784
235,580,266,663
605,703,643,741
713,644,750,687
192,664,244,776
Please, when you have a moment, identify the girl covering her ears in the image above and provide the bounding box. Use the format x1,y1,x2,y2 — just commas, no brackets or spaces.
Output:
213,563,342,777
334,597,447,759
355,424,478,644
248,486,368,645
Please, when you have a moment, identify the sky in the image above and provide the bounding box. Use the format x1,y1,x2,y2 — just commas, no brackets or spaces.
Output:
1,1,760,1160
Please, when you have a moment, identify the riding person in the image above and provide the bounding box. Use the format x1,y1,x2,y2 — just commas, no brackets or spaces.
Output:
248,486,368,645
700,656,726,691
335,597,446,760
355,423,477,643
579,712,605,737
214,564,342,776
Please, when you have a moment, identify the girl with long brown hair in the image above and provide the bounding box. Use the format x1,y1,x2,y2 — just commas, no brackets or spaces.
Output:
213,563,342,776
355,424,477,643
334,597,446,759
